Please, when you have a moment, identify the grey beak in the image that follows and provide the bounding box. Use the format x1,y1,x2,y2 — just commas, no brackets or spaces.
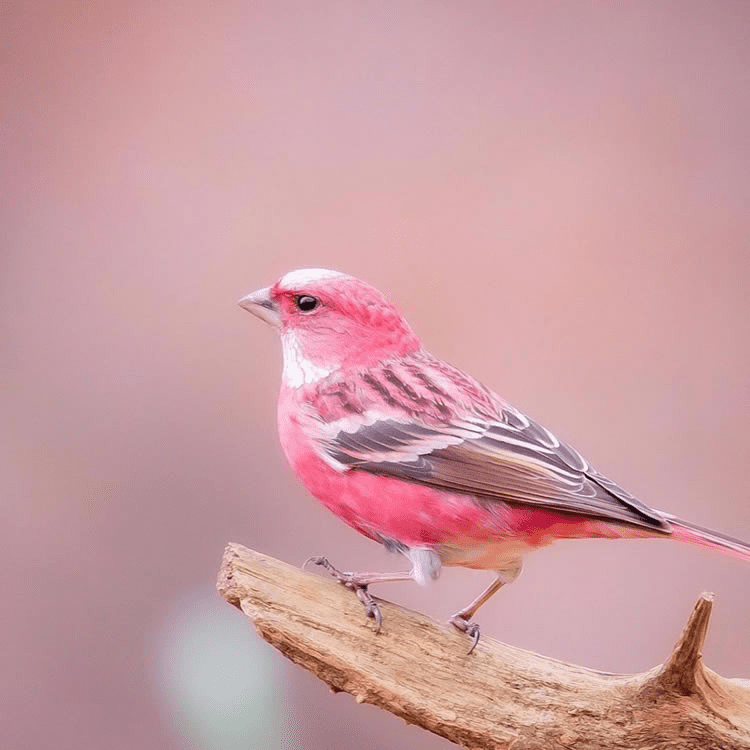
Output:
238,286,281,328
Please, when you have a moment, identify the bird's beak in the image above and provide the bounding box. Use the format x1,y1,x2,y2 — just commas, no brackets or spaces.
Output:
238,286,281,328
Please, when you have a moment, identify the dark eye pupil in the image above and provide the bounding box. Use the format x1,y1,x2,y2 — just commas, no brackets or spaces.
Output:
296,295,319,312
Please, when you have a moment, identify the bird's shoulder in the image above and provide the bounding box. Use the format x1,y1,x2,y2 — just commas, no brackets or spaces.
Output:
305,350,502,425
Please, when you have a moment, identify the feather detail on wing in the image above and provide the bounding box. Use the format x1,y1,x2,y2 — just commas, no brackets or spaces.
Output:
319,407,670,532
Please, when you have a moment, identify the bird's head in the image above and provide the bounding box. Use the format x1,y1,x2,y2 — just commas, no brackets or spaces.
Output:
239,269,420,387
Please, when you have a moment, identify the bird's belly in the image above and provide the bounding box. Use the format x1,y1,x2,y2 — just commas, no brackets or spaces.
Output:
437,538,538,570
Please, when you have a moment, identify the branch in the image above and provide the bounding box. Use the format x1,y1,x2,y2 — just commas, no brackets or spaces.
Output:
217,542,750,750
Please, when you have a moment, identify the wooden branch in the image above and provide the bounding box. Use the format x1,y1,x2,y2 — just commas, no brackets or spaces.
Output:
217,542,750,750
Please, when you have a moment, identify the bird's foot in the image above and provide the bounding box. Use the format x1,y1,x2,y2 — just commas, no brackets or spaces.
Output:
303,556,382,633
449,614,481,654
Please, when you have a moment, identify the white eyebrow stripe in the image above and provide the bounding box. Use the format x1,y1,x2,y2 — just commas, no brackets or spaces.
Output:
277,268,350,289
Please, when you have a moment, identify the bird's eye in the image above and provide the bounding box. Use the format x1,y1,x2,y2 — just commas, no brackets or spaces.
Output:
295,294,320,312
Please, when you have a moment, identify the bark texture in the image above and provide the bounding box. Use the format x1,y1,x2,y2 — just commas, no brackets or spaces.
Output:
217,542,750,750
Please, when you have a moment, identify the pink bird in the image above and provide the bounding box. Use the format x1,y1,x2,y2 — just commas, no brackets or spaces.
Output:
240,268,750,650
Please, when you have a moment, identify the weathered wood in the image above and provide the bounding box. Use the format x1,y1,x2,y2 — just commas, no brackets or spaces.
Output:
217,542,750,750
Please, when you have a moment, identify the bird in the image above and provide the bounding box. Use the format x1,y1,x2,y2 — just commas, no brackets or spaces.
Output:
239,267,750,651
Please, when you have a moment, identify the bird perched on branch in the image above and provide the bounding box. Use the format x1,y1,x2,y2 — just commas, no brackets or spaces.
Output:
240,268,750,651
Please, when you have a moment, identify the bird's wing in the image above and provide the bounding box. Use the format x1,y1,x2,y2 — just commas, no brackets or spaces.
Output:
318,405,669,532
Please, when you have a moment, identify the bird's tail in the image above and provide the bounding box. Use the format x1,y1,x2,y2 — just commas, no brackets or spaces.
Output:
663,513,750,562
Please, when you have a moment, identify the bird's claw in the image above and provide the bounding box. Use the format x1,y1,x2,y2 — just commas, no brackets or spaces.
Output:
303,555,382,633
355,586,382,633
449,614,481,654
303,556,354,585
303,555,333,573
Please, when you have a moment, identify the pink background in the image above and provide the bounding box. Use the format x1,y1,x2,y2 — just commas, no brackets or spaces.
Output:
3,2,749,748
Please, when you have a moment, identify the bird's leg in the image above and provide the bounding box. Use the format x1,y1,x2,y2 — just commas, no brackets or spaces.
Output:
304,557,414,632
449,560,522,654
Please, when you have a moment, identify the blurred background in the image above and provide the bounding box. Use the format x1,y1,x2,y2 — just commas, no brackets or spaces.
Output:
3,2,749,748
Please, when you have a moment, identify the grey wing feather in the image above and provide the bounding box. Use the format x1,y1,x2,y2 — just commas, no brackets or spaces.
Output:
323,409,669,532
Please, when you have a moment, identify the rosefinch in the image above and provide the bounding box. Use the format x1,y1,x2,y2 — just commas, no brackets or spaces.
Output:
240,268,750,650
